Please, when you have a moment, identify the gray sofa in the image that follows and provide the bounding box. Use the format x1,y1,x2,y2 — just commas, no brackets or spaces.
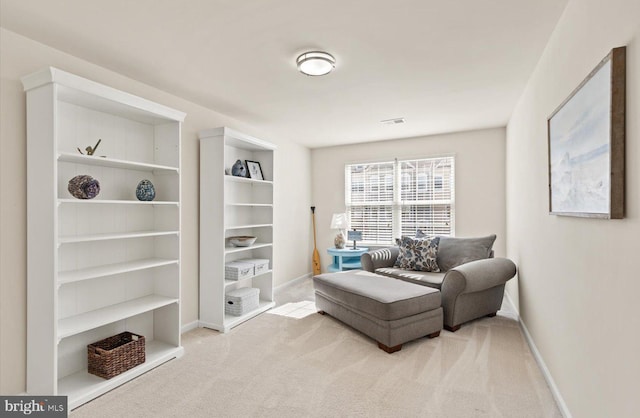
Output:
361,235,516,331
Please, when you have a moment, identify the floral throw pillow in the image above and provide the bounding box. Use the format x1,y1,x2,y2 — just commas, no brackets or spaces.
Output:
394,236,441,272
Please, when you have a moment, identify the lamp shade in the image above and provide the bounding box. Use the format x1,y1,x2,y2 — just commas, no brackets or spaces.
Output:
330,213,348,229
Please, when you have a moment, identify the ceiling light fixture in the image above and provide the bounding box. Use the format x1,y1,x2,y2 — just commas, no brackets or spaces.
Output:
296,51,336,76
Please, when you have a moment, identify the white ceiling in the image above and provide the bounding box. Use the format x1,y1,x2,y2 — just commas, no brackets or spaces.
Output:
1,0,567,148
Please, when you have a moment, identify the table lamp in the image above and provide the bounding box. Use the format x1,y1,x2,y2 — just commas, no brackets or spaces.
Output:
330,213,348,249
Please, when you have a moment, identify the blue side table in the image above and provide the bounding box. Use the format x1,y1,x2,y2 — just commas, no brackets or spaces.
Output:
327,247,369,272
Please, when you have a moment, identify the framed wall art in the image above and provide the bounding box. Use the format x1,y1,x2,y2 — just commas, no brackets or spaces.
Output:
548,46,626,219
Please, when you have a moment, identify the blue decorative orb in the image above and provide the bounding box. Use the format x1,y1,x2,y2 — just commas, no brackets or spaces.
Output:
136,179,156,201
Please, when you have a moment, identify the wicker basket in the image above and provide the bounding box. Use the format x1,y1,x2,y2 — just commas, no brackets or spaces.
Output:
88,332,145,379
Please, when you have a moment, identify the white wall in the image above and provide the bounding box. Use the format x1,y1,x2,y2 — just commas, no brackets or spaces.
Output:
311,128,506,270
0,28,311,394
505,0,640,416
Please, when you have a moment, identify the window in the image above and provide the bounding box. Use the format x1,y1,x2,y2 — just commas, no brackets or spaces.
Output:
345,156,455,245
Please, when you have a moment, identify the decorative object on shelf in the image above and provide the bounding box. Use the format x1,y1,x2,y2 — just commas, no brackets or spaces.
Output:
245,160,264,180
228,235,257,247
135,179,156,201
241,258,269,275
330,213,348,249
347,229,363,250
296,51,336,76
231,159,247,177
225,261,254,281
68,174,100,199
225,287,260,316
548,46,626,219
76,138,104,156
87,331,145,380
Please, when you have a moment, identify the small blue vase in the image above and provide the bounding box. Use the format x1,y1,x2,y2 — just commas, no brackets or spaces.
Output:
136,179,156,201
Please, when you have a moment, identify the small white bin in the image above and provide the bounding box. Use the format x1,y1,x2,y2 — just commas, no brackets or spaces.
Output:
225,287,260,316
225,261,254,281
240,258,270,275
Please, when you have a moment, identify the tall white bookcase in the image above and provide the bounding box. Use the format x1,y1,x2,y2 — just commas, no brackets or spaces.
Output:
199,127,276,332
22,67,185,409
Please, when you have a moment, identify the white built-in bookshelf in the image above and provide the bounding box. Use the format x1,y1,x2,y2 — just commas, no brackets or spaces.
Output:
22,67,185,409
199,127,276,332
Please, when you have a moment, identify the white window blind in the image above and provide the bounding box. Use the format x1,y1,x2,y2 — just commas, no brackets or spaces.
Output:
345,156,455,245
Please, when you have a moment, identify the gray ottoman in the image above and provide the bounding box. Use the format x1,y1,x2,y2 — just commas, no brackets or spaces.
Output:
313,270,443,353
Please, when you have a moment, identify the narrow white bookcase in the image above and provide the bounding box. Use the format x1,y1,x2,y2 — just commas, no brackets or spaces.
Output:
199,127,276,332
22,67,185,409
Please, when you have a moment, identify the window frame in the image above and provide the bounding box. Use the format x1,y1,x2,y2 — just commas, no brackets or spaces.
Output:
344,155,455,245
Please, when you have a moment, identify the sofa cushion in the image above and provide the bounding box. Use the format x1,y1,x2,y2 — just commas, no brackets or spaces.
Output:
375,267,445,290
437,234,497,272
394,236,440,272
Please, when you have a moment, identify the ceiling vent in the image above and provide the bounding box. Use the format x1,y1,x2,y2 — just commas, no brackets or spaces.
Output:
380,117,405,125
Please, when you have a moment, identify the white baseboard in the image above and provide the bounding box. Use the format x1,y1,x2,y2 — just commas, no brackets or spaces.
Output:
504,292,572,418
274,273,312,293
181,320,199,334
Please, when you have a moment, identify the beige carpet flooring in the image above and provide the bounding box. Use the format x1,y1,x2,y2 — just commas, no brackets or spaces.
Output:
72,278,561,417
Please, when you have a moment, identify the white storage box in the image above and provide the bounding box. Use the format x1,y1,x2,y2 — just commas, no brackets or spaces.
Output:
225,287,260,316
225,261,254,281
239,258,270,275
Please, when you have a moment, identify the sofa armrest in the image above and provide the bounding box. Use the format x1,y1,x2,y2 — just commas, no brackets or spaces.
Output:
361,247,399,272
442,258,517,295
